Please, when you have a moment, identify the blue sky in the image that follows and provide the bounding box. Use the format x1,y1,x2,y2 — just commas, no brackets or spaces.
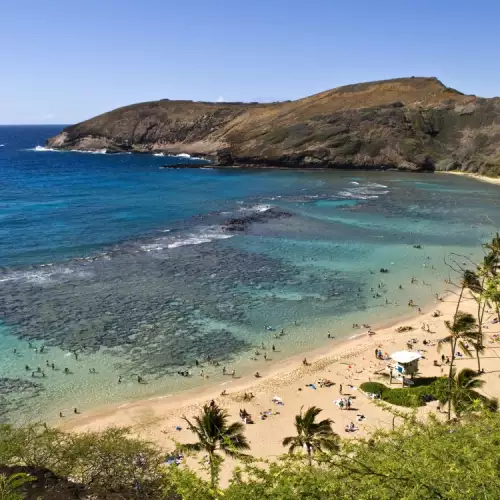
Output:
1,0,499,124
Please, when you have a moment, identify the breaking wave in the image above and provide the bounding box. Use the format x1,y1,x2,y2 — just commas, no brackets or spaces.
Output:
28,146,108,154
140,227,233,252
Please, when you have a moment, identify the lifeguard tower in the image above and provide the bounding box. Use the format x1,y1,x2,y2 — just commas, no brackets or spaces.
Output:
390,351,421,384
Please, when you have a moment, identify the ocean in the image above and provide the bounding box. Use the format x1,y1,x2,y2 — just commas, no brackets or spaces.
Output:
1,125,500,424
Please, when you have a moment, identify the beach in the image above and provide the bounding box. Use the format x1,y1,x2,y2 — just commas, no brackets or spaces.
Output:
440,170,500,186
59,287,500,483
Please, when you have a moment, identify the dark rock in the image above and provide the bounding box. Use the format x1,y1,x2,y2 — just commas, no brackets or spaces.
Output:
222,208,293,232
216,148,234,166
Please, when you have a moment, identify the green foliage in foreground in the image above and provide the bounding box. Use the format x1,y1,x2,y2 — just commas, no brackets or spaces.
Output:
2,411,500,499
0,473,34,500
225,411,500,500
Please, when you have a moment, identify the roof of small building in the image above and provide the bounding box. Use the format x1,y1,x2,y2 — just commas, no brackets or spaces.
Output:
391,351,421,363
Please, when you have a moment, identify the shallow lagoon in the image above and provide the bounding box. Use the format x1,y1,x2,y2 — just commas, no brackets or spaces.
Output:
1,126,499,422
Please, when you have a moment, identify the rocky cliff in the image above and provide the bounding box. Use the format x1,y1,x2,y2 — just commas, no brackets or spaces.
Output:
47,77,500,175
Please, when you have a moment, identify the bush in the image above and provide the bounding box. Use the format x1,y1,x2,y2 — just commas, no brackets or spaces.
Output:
360,378,443,407
359,382,386,395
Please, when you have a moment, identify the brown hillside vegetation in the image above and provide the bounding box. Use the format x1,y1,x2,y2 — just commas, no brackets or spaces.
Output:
47,77,500,175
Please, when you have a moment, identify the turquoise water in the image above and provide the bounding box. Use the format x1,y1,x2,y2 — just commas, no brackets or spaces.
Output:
1,126,500,423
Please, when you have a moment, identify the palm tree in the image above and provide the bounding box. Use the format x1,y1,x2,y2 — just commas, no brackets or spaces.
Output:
463,268,487,373
282,406,338,466
438,311,480,420
180,403,249,488
439,368,498,418
484,233,500,272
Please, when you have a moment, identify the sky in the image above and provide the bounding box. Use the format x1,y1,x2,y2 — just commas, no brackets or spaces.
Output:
1,0,499,124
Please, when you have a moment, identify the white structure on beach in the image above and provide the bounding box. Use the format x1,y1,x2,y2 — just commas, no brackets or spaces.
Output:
390,351,421,379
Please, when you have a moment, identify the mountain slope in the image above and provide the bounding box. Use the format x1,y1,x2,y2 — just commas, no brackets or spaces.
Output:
47,77,500,175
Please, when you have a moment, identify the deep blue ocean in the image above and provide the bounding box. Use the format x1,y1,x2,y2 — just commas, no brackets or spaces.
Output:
1,125,500,423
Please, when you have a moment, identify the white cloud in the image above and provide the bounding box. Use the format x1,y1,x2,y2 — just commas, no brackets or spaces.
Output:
216,96,225,103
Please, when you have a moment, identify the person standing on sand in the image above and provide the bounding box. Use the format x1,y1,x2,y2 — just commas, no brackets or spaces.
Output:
231,369,235,378
340,384,343,395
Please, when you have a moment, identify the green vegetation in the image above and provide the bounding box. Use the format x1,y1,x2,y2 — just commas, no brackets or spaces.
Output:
3,410,500,499
179,403,249,488
360,378,446,407
0,424,166,499
0,473,34,500
225,411,500,500
282,406,338,466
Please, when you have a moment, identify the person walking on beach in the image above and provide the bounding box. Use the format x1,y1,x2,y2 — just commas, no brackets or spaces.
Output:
231,369,236,378
339,384,343,395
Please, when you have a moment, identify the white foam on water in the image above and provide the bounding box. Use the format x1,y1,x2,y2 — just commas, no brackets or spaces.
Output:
0,266,92,284
70,149,107,154
167,233,232,249
0,144,4,147
29,146,57,152
338,190,379,200
140,243,168,252
239,204,273,213
153,153,165,157
28,146,108,154
349,181,360,185
140,227,233,252
176,153,191,158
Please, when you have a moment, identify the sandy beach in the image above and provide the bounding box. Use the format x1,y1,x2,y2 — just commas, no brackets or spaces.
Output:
439,171,500,186
58,285,500,483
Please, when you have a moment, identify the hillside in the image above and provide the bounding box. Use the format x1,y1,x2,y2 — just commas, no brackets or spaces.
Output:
46,77,500,175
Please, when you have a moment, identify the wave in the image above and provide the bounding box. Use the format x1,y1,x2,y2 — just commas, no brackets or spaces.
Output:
29,146,57,152
349,181,360,185
176,153,191,158
28,146,108,154
0,266,92,285
239,204,273,213
153,153,165,157
0,144,4,147
167,233,232,249
140,227,233,252
70,148,108,155
337,190,379,200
